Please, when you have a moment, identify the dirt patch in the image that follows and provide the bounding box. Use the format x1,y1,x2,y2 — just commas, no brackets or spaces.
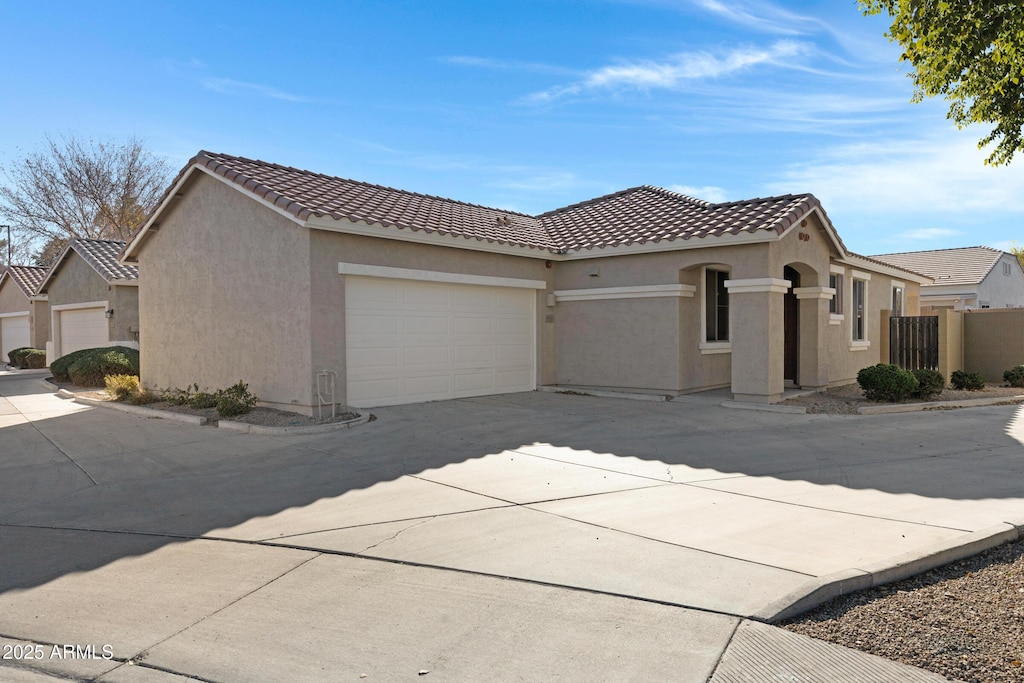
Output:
784,539,1024,683
784,383,1024,415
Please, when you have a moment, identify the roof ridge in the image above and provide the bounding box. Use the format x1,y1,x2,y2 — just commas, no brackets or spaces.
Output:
199,151,536,218
871,245,1001,258
710,192,814,208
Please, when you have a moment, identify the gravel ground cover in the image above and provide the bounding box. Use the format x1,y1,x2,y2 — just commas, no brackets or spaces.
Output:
784,383,1024,415
784,539,1024,683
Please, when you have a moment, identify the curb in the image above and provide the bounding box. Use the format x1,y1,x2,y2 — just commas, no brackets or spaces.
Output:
538,386,670,402
755,521,1024,623
218,412,372,434
72,396,208,425
721,401,808,414
858,395,1024,414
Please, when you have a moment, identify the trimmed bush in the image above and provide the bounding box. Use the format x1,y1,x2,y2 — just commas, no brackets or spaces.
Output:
911,369,945,399
51,348,101,382
1003,365,1024,388
65,346,140,387
104,374,140,401
857,363,919,402
951,370,986,391
215,380,259,417
8,347,31,366
8,347,46,369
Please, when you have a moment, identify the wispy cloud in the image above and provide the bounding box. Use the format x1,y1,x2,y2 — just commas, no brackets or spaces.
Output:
691,0,830,36
669,184,729,203
201,77,310,102
526,40,809,103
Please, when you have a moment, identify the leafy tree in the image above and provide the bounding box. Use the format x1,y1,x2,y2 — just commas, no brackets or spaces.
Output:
0,135,172,258
1010,242,1024,269
861,1,1024,165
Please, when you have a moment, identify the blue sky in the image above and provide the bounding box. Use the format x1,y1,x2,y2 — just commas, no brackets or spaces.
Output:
2,0,1023,256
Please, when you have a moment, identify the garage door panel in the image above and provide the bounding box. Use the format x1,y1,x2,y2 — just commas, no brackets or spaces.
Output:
348,347,400,370
346,276,535,407
59,308,108,357
1,315,31,361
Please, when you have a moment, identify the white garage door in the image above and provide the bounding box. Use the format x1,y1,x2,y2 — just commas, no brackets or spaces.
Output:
1,314,31,362
59,307,109,357
346,276,536,407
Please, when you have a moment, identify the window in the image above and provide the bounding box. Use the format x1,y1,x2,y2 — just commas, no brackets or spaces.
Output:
852,279,867,341
829,273,843,314
705,269,729,342
892,284,904,316
1004,262,1012,276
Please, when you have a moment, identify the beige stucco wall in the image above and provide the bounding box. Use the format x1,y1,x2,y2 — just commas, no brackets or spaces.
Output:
137,173,314,412
308,229,556,404
963,309,1024,381
45,251,140,354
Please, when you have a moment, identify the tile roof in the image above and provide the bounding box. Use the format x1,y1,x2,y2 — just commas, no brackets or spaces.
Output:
140,151,839,256
69,238,139,282
2,265,48,297
539,186,829,251
869,246,1009,287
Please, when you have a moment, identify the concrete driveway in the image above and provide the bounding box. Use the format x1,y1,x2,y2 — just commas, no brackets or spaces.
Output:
2,371,1022,682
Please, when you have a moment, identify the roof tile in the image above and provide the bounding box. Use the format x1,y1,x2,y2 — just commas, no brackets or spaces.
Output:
2,265,48,297
869,246,1008,286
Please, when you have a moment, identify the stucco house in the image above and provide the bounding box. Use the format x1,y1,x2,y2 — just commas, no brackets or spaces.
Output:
870,246,1024,311
0,265,49,362
120,151,928,413
37,238,140,363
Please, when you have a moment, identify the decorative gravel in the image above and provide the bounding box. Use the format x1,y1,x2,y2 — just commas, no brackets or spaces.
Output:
784,383,1024,415
783,539,1024,683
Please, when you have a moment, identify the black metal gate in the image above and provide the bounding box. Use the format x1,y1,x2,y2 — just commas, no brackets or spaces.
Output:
890,316,939,370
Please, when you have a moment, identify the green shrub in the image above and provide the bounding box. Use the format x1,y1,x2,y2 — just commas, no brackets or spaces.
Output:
21,349,46,369
911,369,945,399
128,389,159,405
1003,365,1024,388
215,380,259,417
951,370,986,391
188,391,218,410
8,347,31,366
857,363,919,402
104,374,140,401
65,346,140,387
51,347,108,382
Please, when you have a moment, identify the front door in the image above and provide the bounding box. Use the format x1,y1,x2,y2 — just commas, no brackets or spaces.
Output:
784,266,800,384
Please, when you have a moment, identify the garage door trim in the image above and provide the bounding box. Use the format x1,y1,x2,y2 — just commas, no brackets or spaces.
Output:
52,300,109,358
338,262,546,290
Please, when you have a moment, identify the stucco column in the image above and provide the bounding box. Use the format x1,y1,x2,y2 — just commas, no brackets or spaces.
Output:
793,286,834,389
725,277,789,403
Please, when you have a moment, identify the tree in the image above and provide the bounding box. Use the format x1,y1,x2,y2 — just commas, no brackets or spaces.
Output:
1009,242,1024,269
0,135,172,260
861,1,1024,165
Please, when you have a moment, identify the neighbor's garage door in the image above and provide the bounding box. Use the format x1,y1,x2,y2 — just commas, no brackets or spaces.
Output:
345,276,535,407
59,307,109,357
1,314,30,361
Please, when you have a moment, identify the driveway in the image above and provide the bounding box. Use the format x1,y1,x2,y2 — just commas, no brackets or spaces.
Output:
1,371,1022,681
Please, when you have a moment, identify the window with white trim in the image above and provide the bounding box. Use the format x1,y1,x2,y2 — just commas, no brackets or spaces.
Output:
829,273,843,315
892,284,904,316
852,278,867,341
705,269,729,342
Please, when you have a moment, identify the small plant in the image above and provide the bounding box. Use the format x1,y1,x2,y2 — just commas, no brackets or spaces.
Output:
215,380,259,417
128,389,159,405
857,363,919,402
911,369,945,400
104,374,140,401
1003,365,1024,388
188,390,218,410
951,370,986,391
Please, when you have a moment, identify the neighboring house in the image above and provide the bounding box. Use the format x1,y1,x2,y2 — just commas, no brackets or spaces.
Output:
37,238,140,363
871,246,1024,311
0,265,49,362
120,151,928,413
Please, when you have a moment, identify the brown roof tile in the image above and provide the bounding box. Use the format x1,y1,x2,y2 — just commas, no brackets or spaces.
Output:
133,151,845,257
869,246,1009,286
2,265,48,297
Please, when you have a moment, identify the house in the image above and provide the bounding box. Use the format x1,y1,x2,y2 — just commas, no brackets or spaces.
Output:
120,151,928,413
870,246,1024,311
37,238,140,363
0,265,49,362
